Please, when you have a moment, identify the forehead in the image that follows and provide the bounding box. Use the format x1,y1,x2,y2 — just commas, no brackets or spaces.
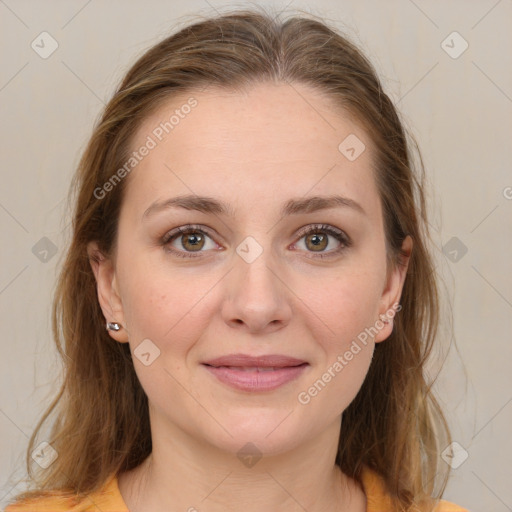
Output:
123,82,380,222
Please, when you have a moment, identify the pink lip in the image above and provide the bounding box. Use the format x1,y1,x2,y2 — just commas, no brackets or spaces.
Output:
202,364,309,392
202,353,307,368
201,353,309,392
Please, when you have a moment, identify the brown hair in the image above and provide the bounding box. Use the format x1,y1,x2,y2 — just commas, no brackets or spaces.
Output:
7,6,453,511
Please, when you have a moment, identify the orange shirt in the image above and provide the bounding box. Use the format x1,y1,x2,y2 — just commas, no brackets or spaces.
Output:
4,466,469,512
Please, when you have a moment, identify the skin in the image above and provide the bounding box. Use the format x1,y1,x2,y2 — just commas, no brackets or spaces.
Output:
88,81,412,512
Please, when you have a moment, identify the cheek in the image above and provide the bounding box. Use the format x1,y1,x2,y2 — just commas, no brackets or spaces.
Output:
291,266,382,410
117,251,208,350
296,306,375,420
296,328,374,424
299,265,384,344
118,268,213,398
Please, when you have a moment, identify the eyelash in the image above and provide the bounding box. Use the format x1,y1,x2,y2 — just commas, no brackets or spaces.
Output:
161,223,352,260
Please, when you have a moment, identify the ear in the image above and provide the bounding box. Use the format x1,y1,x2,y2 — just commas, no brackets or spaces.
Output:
87,241,129,343
374,235,413,343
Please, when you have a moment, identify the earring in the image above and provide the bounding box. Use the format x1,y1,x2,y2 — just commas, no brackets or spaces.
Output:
106,321,121,331
379,314,390,324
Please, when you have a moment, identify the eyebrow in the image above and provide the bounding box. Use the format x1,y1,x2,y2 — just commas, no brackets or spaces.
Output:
142,193,366,220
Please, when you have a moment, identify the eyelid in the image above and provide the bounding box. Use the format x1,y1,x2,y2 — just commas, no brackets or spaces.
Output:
295,223,349,243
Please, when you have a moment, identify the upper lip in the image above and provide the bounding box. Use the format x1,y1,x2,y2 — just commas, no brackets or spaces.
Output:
202,353,308,368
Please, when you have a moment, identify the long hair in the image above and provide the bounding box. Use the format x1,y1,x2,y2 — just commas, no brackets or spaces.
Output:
7,6,452,511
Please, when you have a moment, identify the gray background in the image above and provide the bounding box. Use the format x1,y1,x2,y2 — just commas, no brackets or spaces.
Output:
1,1,511,511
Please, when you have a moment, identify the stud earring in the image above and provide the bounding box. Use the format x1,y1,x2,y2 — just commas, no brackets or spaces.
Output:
106,321,121,331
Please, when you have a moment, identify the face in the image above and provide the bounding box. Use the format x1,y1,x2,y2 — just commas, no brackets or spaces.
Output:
88,82,411,458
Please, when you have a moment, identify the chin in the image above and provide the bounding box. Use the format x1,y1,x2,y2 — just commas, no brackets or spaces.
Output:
204,409,309,458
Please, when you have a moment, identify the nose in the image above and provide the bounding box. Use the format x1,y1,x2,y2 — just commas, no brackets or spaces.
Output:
220,247,293,334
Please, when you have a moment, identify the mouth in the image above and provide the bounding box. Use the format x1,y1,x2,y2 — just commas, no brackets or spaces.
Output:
201,354,309,391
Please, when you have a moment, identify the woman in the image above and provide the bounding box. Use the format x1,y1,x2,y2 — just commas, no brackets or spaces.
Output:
5,7,468,512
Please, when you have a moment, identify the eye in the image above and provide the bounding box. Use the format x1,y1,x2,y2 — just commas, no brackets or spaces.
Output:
161,225,219,258
160,223,351,260
293,224,351,259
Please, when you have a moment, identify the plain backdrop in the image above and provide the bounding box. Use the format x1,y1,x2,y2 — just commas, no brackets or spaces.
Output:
1,1,511,511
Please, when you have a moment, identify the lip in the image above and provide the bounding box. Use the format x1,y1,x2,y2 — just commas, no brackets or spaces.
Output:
202,353,307,368
202,364,309,392
201,353,309,392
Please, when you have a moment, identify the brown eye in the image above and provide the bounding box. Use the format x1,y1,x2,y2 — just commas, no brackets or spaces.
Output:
294,224,351,259
305,232,328,252
180,231,205,251
161,225,218,258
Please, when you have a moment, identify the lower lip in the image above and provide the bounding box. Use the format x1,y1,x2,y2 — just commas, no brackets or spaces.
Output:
202,364,309,392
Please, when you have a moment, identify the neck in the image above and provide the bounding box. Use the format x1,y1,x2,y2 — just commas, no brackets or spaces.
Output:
118,415,366,512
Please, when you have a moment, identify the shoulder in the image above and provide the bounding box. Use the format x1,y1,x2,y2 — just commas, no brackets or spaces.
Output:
3,474,129,512
4,496,80,512
360,466,470,512
434,500,470,511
